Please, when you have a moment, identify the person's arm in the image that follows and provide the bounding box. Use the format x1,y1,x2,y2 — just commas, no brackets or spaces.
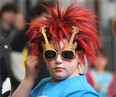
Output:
11,77,34,97
11,55,41,97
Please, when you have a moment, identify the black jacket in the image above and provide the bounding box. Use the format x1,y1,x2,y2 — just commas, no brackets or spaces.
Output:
0,35,11,97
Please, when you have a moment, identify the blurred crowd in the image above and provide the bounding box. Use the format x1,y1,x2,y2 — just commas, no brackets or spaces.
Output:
0,0,116,97
0,2,28,94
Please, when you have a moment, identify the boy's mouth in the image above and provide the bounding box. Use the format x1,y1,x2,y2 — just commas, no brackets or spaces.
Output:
54,67,64,72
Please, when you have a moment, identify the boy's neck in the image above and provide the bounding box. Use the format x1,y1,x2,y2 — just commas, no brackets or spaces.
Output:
51,70,79,82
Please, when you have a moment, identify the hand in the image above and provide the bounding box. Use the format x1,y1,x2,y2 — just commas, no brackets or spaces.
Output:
25,55,41,82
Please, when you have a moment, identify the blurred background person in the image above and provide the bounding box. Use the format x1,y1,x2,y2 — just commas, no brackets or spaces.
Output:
9,11,28,92
11,12,28,52
0,3,17,39
0,3,18,95
86,48,115,97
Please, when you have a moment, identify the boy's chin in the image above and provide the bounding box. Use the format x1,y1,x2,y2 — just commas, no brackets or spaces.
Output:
52,75,70,82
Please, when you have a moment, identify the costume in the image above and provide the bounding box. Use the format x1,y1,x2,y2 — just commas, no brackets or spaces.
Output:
27,2,100,64
86,69,115,97
26,1,100,97
30,74,99,97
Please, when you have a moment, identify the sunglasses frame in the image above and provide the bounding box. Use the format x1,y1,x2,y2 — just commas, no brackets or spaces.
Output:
43,44,76,60
40,26,79,60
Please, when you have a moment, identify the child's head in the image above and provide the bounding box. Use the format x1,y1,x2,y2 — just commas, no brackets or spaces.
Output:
0,3,17,25
94,48,108,71
26,2,100,81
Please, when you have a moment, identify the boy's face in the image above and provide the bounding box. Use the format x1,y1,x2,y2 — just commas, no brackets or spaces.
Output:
44,39,79,82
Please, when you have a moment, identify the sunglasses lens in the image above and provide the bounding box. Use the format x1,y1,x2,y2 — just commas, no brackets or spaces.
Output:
61,51,74,59
44,50,56,59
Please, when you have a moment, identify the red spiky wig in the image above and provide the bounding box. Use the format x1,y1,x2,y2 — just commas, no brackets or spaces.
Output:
26,2,100,65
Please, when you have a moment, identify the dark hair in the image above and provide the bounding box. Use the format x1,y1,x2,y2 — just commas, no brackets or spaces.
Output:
0,3,17,19
96,47,107,58
29,0,56,20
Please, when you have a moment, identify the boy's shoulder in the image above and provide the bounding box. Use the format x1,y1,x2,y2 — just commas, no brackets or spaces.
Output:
30,77,51,96
62,74,99,97
36,77,51,87
65,74,96,91
31,75,99,97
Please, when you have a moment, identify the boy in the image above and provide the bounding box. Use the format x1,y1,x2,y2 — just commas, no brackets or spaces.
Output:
11,2,100,97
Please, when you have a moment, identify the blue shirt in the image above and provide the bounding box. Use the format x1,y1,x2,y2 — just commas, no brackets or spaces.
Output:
30,74,99,97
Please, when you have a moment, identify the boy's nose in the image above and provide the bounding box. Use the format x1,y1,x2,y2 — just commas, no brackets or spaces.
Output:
55,54,63,64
